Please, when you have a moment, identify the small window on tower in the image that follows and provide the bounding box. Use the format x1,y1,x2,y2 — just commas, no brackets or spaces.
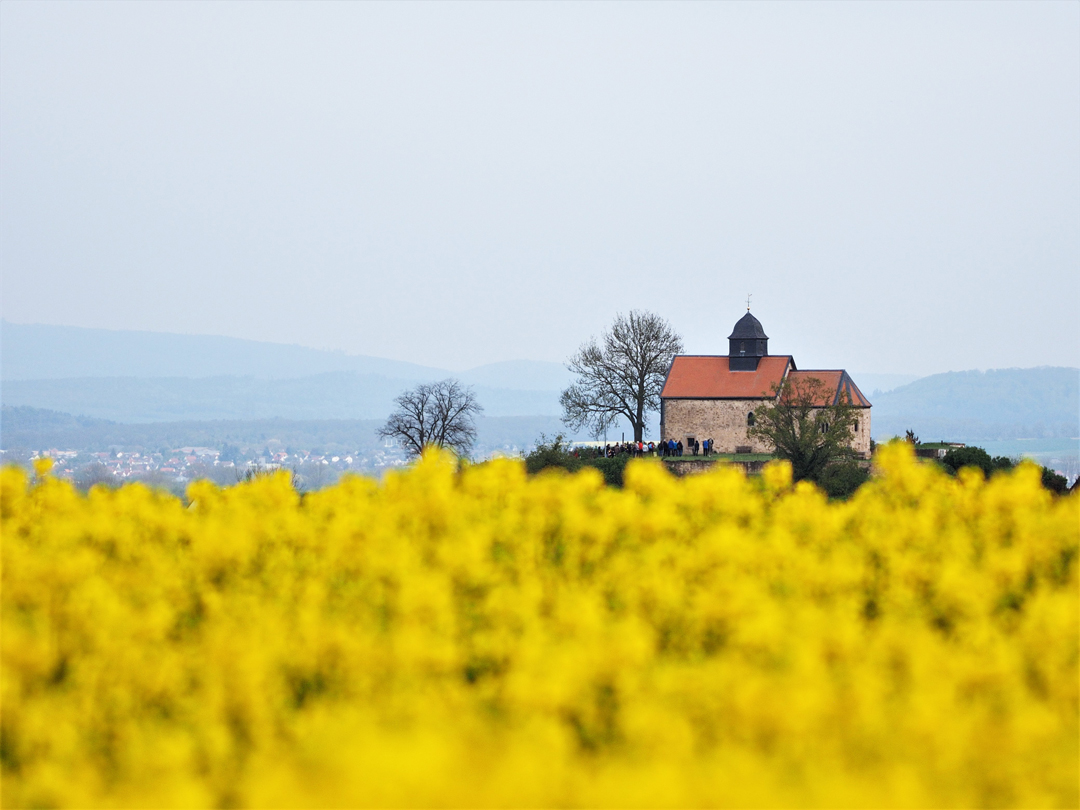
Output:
747,412,755,427
740,341,746,355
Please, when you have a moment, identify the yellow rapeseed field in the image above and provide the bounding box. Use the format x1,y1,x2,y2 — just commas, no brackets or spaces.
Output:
2,443,1077,808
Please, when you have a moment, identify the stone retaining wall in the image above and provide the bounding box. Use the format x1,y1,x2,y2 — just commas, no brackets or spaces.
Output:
662,458,769,477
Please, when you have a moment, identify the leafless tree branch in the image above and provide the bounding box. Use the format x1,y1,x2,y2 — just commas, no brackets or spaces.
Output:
378,379,483,458
560,310,683,442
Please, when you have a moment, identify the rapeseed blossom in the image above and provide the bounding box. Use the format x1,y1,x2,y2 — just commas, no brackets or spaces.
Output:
2,443,1077,808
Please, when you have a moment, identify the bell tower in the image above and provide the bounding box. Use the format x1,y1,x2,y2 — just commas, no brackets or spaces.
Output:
728,310,768,371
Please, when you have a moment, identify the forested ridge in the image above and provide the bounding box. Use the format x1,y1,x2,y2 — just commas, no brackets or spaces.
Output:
871,366,1077,439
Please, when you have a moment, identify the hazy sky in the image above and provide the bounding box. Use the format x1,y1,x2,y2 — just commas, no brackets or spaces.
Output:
2,1,1077,375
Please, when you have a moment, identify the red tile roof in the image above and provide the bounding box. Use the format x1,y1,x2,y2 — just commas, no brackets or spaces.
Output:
661,355,794,399
660,357,872,407
785,370,872,407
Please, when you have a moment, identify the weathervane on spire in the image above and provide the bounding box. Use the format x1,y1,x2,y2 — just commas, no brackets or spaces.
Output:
746,293,752,312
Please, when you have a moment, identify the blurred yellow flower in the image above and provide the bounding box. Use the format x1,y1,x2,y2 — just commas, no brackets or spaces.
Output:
1,443,1076,808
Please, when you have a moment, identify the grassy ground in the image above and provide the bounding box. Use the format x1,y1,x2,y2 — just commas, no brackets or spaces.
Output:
663,453,775,463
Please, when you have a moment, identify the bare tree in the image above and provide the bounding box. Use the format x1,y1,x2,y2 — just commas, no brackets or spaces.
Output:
378,379,483,458
560,310,684,442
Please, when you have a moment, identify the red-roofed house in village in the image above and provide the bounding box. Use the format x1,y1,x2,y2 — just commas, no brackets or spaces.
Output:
660,311,872,457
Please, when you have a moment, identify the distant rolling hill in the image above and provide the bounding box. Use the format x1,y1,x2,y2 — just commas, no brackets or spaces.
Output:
0,405,582,457
870,367,1078,441
458,360,572,392
3,322,1075,445
850,372,922,396
0,321,571,390
0,372,564,423
1,320,442,381
0,321,573,424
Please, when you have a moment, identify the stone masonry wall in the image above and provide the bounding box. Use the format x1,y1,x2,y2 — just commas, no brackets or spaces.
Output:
851,407,872,458
662,400,772,454
663,399,872,458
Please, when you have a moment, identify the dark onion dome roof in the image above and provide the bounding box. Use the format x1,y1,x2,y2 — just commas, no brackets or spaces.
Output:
727,312,768,340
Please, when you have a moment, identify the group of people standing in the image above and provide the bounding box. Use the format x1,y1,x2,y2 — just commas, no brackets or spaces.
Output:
576,439,719,458
658,437,716,457
592,442,650,458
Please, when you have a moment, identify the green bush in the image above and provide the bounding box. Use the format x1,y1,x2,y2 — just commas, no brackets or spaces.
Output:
524,435,631,487
587,455,631,487
940,445,1068,494
941,446,1014,478
523,435,583,476
816,461,870,500
1041,466,1068,495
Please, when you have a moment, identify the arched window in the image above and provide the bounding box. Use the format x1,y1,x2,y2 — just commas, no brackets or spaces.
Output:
853,420,859,433
820,421,830,434
747,412,755,427
739,340,746,355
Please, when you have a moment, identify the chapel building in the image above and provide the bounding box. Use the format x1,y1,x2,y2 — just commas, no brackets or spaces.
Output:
659,311,872,457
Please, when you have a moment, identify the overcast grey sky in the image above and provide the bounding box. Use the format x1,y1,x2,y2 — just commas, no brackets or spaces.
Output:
1,1,1077,376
